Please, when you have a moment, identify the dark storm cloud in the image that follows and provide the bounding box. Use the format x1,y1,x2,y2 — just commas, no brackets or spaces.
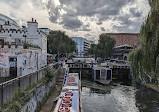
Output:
96,22,103,25
59,0,134,16
111,6,143,33
117,15,133,25
80,27,91,31
129,8,143,17
112,17,142,33
46,0,135,30
100,27,106,31
79,23,91,31
47,0,61,23
60,14,83,29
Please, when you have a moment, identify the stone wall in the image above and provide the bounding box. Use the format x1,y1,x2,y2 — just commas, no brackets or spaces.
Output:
20,68,61,112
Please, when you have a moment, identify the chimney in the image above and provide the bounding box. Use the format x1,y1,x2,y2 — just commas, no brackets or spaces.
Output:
35,19,36,22
8,21,10,25
32,18,33,22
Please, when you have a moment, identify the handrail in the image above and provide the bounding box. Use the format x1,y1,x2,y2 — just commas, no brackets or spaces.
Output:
0,62,59,86
62,68,69,87
144,71,152,83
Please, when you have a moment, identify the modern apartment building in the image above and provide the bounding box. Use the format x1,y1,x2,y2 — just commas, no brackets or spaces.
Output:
105,33,139,46
71,37,93,57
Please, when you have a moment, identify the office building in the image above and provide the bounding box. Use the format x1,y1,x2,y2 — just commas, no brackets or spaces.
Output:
106,33,139,46
71,37,93,57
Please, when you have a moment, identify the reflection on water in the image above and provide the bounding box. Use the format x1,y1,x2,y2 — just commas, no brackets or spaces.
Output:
81,79,159,112
136,87,159,112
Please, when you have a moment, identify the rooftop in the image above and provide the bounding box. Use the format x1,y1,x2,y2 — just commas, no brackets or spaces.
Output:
105,33,139,35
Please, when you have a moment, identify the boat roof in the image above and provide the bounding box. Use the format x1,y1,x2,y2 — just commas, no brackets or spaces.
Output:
53,73,80,112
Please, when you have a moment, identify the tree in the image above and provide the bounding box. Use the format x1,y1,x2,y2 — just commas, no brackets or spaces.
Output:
130,0,159,85
88,34,116,58
47,30,76,54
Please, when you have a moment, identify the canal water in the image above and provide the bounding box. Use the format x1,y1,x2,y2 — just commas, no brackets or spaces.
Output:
81,79,159,112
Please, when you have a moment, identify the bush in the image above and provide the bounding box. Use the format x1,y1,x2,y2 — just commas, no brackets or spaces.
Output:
44,66,55,81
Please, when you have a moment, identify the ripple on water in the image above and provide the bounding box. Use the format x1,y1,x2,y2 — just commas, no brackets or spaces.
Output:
82,80,139,112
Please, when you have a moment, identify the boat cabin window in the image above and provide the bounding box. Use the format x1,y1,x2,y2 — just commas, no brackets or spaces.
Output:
96,70,100,80
107,70,111,80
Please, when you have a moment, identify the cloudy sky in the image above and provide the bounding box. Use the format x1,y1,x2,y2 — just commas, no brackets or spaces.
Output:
0,0,150,41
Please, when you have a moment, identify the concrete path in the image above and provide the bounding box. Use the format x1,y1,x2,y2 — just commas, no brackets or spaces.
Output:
145,84,159,93
41,68,64,112
40,84,62,112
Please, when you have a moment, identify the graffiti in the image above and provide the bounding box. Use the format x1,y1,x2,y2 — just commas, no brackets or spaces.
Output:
15,51,22,55
0,63,6,66
0,48,46,76
0,53,6,67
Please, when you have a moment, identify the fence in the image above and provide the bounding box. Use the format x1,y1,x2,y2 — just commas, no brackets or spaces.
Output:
0,62,59,107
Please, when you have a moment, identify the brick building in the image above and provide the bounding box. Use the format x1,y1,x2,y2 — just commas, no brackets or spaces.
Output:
106,33,139,46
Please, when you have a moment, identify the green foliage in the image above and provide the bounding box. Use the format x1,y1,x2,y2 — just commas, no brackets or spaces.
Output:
9,103,21,112
47,30,76,54
88,34,116,58
23,43,40,49
155,55,159,78
130,0,159,85
14,89,24,101
44,66,55,81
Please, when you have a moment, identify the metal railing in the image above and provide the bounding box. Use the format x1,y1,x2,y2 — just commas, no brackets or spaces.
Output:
0,62,58,107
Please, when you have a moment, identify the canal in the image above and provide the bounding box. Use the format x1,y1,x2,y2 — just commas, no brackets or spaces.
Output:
81,79,159,112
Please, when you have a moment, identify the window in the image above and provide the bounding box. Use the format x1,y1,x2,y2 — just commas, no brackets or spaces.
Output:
15,39,21,43
24,60,27,66
121,39,123,42
117,39,119,42
114,36,116,37
0,39,4,44
8,45,11,48
0,25,2,29
125,36,127,38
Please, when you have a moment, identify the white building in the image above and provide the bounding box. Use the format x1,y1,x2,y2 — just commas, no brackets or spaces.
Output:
0,13,20,29
71,37,93,57
0,18,47,77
